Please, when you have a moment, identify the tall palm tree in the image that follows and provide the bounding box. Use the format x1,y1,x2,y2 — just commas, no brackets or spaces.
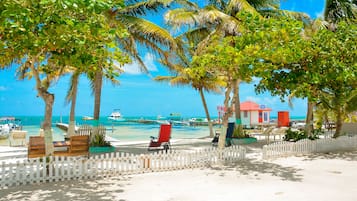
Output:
165,0,285,148
88,0,195,122
66,72,80,137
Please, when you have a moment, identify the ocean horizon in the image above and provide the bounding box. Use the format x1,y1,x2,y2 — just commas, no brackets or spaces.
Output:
8,115,307,126
1,115,306,144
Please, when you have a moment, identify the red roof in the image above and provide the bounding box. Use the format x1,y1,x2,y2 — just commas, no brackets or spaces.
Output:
240,101,272,111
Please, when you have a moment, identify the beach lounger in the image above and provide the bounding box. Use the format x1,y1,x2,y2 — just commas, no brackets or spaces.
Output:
148,124,172,151
212,122,235,147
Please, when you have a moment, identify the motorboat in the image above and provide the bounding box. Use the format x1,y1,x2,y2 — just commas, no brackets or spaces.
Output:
108,109,124,121
0,117,22,139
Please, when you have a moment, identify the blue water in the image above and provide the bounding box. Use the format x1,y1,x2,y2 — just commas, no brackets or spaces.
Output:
12,116,306,142
16,116,213,142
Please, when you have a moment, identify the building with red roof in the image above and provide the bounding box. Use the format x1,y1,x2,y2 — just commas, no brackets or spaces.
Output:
240,101,272,127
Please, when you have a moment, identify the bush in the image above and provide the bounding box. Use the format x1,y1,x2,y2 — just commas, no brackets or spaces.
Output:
90,133,111,147
233,127,250,138
283,128,321,142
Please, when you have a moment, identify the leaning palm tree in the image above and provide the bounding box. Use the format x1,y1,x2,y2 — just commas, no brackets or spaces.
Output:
155,58,225,137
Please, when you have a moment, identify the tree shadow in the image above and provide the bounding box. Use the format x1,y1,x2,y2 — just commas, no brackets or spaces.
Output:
0,176,131,201
209,158,304,182
302,150,357,161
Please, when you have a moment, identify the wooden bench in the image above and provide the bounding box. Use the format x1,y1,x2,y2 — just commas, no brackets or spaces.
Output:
28,136,46,158
67,135,89,157
28,135,89,158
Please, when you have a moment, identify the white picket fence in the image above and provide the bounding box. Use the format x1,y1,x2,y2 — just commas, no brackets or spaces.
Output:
0,146,245,188
263,135,357,160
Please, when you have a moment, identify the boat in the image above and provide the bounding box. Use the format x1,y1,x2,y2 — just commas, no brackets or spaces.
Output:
82,116,94,120
0,117,22,139
108,109,125,121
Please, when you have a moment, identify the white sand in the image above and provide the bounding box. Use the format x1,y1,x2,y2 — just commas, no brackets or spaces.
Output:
1,141,357,201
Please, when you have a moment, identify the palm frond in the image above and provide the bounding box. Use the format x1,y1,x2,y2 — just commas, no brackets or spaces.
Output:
120,15,177,51
165,8,200,29
118,34,148,73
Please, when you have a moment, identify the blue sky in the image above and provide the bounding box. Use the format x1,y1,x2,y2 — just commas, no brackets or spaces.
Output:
0,0,325,118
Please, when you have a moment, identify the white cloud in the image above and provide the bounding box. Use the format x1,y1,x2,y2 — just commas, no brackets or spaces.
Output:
0,86,7,91
122,53,158,75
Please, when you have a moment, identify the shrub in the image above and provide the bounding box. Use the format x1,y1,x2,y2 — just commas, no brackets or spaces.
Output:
90,133,111,147
283,128,321,142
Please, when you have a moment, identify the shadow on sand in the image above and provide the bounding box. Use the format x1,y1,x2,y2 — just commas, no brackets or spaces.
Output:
302,150,357,161
0,176,131,201
208,158,304,182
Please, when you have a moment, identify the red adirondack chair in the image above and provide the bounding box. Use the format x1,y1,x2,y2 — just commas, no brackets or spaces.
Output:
148,124,172,151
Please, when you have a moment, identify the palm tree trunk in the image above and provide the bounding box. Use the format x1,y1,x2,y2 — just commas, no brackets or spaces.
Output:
218,82,233,149
93,69,103,125
233,79,243,137
42,92,55,156
305,99,315,136
68,73,79,137
198,88,214,137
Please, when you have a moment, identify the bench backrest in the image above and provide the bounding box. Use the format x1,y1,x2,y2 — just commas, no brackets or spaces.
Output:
70,135,89,156
28,136,45,158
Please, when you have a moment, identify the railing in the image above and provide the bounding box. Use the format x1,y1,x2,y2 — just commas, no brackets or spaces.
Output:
262,135,357,160
0,146,245,188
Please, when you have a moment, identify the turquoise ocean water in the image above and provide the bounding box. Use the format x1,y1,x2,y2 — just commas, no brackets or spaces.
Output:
9,115,306,142
16,116,213,142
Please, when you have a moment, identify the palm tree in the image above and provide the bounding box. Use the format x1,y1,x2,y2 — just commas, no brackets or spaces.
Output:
155,59,225,137
165,0,282,148
87,0,194,123
321,0,357,137
324,0,357,24
66,72,80,137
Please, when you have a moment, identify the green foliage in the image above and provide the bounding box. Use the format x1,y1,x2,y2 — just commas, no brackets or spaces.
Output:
232,127,250,138
90,133,111,147
1,0,129,74
283,128,321,142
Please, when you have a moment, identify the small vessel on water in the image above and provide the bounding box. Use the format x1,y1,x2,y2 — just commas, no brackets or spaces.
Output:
108,109,125,121
82,116,94,120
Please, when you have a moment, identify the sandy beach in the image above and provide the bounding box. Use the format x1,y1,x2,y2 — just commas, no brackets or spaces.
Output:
1,138,357,201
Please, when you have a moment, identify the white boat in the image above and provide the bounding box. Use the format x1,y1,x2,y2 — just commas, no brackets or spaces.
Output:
108,109,125,121
82,116,94,120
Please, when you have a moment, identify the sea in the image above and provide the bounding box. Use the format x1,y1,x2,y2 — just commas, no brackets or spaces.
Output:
2,115,306,144
7,116,213,143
